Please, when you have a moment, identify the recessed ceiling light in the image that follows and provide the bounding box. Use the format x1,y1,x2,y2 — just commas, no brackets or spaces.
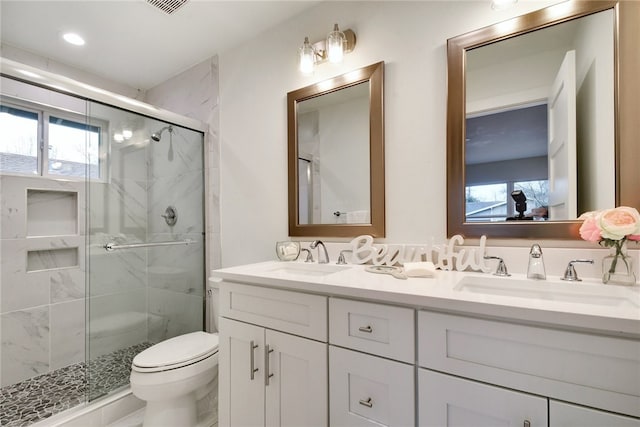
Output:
63,32,85,46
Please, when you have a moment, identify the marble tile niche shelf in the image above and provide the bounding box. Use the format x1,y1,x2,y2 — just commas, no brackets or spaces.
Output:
26,247,79,272
26,189,78,237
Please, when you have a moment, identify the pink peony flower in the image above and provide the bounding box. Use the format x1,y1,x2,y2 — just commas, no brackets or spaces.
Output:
579,215,602,242
579,206,640,244
597,206,640,240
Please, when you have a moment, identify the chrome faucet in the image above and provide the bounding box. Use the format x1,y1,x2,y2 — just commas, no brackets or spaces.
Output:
337,250,352,265
561,259,594,282
300,248,314,263
310,240,329,264
527,244,546,280
484,256,510,276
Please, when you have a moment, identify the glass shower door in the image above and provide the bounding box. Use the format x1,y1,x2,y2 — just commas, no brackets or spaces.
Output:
86,102,204,400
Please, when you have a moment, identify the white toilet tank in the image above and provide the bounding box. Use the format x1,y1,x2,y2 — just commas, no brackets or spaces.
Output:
206,279,220,333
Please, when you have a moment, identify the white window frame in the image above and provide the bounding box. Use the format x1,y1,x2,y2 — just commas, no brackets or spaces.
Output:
0,96,108,182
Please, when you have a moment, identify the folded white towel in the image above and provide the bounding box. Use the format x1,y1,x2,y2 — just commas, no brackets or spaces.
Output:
403,261,436,278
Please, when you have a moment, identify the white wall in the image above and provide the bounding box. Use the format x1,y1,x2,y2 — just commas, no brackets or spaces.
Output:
145,56,222,272
218,0,562,267
574,10,615,213
318,94,369,223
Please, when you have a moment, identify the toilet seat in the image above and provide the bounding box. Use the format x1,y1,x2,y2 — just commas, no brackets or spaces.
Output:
132,331,219,373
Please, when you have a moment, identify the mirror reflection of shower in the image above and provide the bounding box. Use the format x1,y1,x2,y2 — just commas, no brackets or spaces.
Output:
151,125,174,161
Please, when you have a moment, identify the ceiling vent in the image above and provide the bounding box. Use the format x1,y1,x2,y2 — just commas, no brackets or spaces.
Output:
146,0,188,15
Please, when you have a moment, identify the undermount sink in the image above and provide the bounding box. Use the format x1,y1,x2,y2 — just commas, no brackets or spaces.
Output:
455,275,640,309
267,262,351,277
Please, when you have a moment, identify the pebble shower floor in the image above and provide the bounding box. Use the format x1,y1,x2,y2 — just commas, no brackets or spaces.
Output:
0,342,152,427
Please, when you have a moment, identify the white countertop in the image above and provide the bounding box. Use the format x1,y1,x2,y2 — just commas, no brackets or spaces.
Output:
210,261,640,338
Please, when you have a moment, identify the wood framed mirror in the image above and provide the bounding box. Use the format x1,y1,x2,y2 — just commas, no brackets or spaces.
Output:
288,61,385,237
447,1,639,239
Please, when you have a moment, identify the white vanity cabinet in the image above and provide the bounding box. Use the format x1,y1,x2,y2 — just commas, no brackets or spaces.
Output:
418,368,547,426
549,401,640,426
213,264,640,427
218,282,328,427
328,298,415,427
417,310,640,426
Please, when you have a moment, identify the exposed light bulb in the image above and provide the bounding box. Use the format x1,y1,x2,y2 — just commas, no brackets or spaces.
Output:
122,129,133,139
113,133,124,143
299,37,316,74
326,24,346,63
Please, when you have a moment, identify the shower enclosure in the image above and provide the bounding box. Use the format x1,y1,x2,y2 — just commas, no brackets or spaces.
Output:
0,75,206,426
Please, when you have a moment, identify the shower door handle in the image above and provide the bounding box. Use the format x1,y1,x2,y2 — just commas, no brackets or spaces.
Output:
249,341,258,380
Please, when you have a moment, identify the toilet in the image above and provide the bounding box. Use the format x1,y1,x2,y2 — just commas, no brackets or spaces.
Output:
130,282,219,427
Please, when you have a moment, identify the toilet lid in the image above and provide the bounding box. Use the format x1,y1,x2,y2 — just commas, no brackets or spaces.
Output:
132,331,219,371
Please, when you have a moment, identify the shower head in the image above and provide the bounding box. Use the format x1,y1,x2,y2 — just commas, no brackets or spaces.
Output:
151,126,173,142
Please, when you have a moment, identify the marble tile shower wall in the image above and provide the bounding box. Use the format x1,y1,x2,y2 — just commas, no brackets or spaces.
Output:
87,133,149,360
0,176,86,387
146,125,204,343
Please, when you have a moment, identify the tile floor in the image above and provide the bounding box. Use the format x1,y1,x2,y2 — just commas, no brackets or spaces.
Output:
0,342,152,427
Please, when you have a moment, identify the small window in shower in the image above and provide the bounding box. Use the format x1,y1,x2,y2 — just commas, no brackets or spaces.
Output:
0,97,106,180
48,116,101,179
0,103,40,175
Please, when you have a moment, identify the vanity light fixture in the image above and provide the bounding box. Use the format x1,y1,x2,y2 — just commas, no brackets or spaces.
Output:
327,24,346,63
298,24,356,74
299,37,317,75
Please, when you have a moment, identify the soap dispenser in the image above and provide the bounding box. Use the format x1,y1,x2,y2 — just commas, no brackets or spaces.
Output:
527,243,546,280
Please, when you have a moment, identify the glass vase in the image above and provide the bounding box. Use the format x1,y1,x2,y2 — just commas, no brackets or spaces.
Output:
602,241,636,285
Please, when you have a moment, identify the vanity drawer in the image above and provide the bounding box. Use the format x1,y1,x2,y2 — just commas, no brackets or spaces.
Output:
219,281,327,341
329,346,414,427
418,310,640,417
329,298,414,363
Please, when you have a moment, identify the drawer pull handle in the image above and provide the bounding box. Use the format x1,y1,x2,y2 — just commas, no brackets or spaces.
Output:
249,341,258,380
359,397,373,408
524,421,531,427
265,345,275,386
358,325,373,333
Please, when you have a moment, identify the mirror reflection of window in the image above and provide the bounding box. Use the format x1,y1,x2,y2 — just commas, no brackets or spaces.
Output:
465,104,549,221
465,179,549,222
464,9,615,221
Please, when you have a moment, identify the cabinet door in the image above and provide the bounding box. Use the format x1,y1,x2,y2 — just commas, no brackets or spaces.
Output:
265,330,328,427
330,346,415,427
419,369,548,427
550,401,640,426
219,317,265,427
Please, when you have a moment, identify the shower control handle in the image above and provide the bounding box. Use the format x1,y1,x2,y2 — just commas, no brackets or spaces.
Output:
161,206,178,226
249,341,258,380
